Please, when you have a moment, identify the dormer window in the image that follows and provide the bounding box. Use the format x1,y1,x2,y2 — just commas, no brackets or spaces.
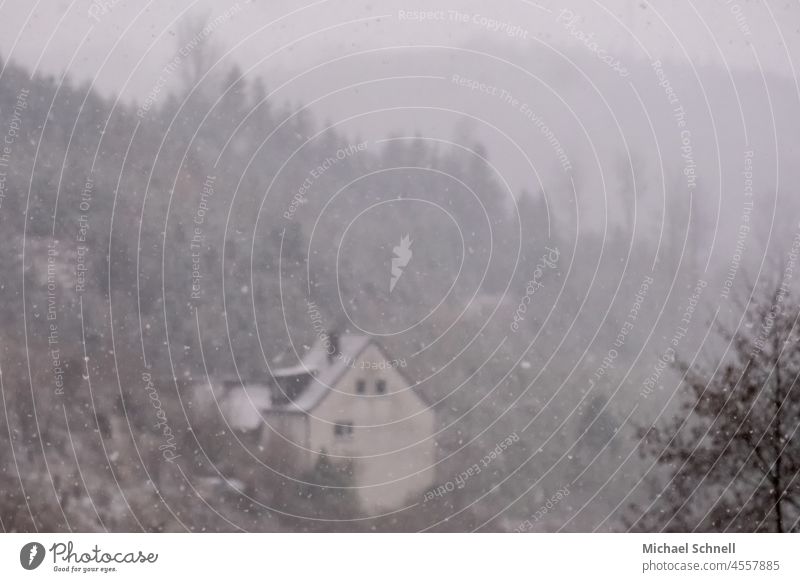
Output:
334,422,354,437
376,379,386,394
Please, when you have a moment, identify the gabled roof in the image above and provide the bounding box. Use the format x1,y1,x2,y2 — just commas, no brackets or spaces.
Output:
214,334,428,419
270,334,371,413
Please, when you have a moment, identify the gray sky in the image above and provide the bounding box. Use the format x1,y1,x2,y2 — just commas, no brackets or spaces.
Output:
1,0,798,104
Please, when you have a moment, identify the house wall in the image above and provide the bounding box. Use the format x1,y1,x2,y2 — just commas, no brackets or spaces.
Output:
262,411,313,471
307,344,437,514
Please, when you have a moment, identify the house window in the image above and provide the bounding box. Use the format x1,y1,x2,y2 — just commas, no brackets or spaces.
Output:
96,413,112,439
376,379,386,394
356,379,365,394
334,422,354,437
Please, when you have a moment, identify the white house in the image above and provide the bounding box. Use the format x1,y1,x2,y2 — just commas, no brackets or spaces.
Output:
208,333,437,515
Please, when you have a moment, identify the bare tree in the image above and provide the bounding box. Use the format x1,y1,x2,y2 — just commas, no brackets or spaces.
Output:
629,277,800,532
176,12,221,95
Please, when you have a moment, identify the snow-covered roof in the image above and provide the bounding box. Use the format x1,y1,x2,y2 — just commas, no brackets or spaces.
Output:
215,334,407,417
271,362,320,377
270,334,371,413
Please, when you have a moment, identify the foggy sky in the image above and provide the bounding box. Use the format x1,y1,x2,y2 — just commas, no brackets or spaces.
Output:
1,1,797,105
